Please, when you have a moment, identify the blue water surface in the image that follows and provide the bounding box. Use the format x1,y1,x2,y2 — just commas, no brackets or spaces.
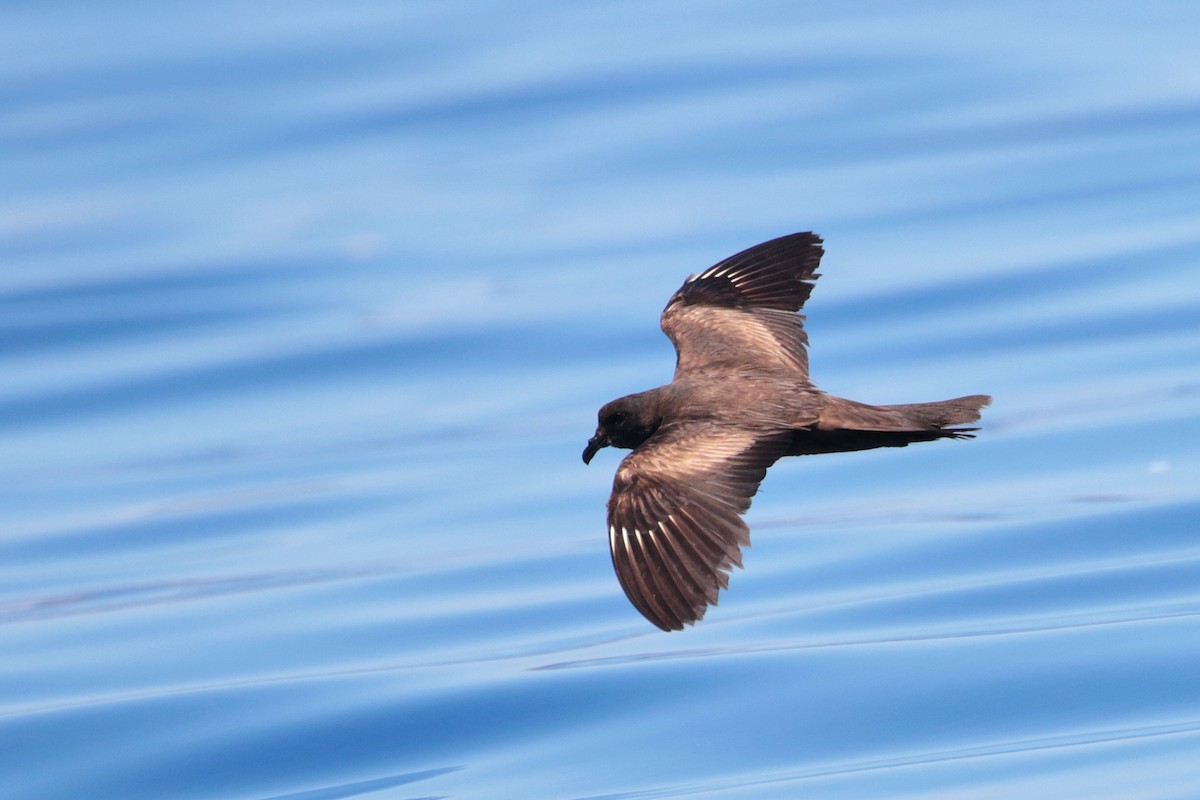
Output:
3,2,1200,798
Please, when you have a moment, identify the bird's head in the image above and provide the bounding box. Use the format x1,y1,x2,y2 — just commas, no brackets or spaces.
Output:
582,394,663,464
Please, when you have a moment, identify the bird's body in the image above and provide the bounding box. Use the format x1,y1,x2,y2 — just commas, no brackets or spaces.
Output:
584,232,990,631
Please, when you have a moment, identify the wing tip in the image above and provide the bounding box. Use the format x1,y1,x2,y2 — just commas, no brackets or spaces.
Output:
668,231,826,313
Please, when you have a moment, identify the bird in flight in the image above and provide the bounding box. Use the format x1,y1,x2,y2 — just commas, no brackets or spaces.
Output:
583,232,990,631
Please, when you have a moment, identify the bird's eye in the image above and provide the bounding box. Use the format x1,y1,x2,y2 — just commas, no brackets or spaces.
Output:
606,411,627,426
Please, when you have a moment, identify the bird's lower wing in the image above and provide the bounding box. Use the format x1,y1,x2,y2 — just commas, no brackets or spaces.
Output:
606,424,791,630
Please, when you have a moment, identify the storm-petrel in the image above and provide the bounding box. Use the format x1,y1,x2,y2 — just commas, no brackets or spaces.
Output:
583,232,990,631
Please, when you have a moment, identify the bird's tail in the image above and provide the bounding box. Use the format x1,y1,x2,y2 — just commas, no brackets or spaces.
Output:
790,394,991,456
874,394,991,431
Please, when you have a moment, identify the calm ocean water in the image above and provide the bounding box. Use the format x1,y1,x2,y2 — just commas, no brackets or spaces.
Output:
3,2,1200,798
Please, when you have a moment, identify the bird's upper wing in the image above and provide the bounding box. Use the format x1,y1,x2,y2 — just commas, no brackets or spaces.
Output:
606,421,792,630
661,232,824,379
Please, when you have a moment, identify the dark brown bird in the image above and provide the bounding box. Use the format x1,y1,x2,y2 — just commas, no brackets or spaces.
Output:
583,232,990,631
